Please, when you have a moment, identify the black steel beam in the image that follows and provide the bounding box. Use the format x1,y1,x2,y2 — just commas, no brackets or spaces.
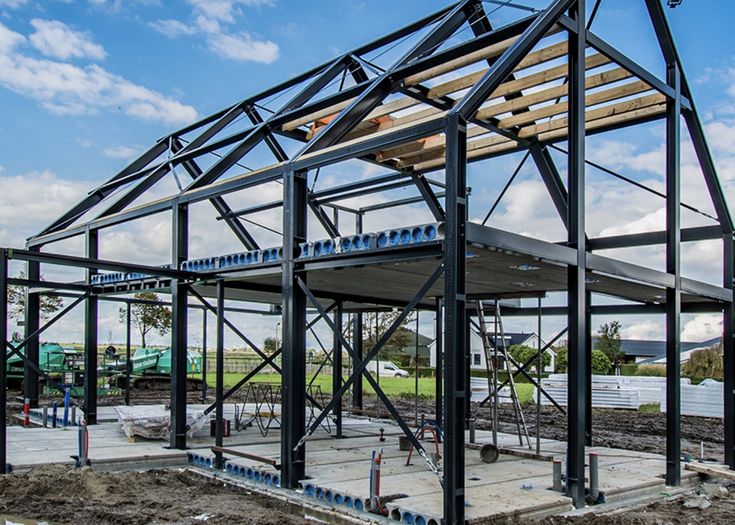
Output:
352,312,363,410
0,248,7,474
170,203,189,450
359,192,447,213
443,114,467,525
588,225,722,251
435,298,443,427
410,172,446,222
23,251,40,408
296,0,472,156
585,290,592,446
7,248,192,279
530,143,569,229
83,230,99,425
171,137,259,251
644,0,731,233
214,280,225,469
566,0,587,508
35,141,168,237
281,168,308,488
333,303,343,438
454,0,574,120
724,234,735,467
665,61,682,487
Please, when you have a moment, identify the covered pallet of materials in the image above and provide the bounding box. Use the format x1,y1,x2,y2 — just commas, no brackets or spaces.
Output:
661,379,723,418
538,374,693,410
114,405,208,440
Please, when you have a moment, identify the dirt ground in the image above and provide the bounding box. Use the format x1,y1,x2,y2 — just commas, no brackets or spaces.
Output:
0,465,312,525
536,482,735,525
3,389,730,524
381,396,725,462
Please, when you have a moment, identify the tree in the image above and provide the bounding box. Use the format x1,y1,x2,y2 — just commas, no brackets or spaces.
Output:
595,321,624,371
554,345,568,372
682,345,723,382
119,292,172,347
7,271,63,321
591,349,611,375
353,311,416,360
263,336,279,354
509,344,550,370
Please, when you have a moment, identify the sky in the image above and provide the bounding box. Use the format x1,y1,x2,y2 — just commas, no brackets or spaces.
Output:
1,0,735,351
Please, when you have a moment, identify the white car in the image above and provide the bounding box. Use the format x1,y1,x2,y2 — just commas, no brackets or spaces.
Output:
365,360,410,378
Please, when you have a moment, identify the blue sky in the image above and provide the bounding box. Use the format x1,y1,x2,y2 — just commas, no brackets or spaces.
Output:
1,0,735,348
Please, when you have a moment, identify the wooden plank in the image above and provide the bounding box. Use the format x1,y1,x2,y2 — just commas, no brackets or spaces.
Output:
499,79,651,128
381,74,647,163
684,463,735,480
407,100,667,172
405,25,562,85
282,33,568,133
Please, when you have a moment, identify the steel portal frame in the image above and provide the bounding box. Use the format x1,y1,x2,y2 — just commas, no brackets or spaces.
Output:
0,1,733,523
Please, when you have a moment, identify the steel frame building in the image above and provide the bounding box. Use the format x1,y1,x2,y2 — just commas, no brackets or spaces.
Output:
1,1,733,523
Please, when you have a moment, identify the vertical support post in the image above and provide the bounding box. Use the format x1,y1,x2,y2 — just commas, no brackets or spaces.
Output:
84,229,99,425
352,312,363,411
566,0,587,508
125,301,131,406
585,290,592,447
170,202,189,450
214,280,225,469
665,61,682,486
333,302,343,438
435,298,443,428
465,312,472,425
536,297,542,455
0,248,8,474
443,113,467,525
281,168,308,488
724,234,735,468
201,309,208,402
23,254,40,408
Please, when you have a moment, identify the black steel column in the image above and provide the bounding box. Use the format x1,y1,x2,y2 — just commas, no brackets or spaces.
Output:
465,313,472,425
333,302,343,438
201,310,208,402
585,290,592,447
281,168,308,488
443,113,467,525
724,234,735,468
352,312,363,411
214,280,225,469
170,203,189,450
0,248,8,474
566,0,587,508
83,229,99,425
665,61,682,486
23,254,40,408
435,298,443,427
125,302,131,406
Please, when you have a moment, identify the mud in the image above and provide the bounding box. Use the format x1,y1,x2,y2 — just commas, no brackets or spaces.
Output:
0,465,311,525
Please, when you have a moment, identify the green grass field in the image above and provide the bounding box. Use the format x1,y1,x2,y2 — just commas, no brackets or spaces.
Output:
204,372,534,403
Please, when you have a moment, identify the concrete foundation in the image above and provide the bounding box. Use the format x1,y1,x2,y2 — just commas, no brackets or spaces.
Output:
6,404,700,523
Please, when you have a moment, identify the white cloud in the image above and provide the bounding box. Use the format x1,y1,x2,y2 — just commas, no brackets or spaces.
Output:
103,145,142,159
681,314,722,342
149,0,279,64
148,19,197,39
622,320,664,341
0,21,198,125
207,31,279,64
187,0,275,23
0,170,88,247
29,19,106,61
0,0,27,8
